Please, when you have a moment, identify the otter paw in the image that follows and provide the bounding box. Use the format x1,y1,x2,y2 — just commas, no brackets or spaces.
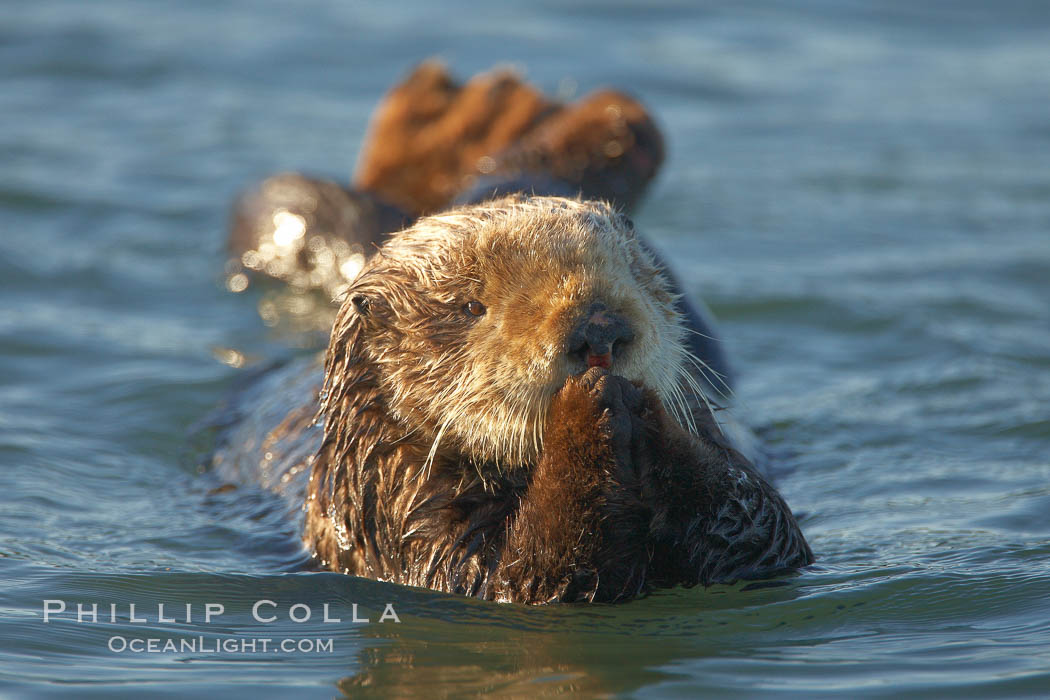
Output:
562,367,644,423
573,367,643,414
561,368,647,480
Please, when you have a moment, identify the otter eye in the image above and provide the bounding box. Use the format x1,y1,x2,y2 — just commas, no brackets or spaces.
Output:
464,300,486,317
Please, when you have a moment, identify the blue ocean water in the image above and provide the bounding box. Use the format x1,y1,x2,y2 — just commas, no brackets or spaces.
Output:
2,1,1049,696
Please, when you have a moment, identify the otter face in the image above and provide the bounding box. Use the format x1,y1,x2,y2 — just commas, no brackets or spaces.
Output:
335,196,691,469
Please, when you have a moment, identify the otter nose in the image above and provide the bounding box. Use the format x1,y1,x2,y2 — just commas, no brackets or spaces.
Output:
567,302,635,369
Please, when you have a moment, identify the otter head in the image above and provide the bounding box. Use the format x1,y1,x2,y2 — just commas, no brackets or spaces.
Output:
324,195,693,470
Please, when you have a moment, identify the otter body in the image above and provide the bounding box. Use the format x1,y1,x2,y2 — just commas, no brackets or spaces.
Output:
211,196,812,604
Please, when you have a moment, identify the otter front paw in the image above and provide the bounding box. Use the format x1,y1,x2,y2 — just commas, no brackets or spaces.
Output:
548,367,650,484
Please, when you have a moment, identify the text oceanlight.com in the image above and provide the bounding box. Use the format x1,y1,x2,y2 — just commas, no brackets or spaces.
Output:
107,636,336,654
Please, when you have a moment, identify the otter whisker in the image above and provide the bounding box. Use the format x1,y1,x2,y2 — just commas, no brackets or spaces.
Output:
422,414,454,481
530,395,545,463
681,325,720,342
666,381,697,435
682,348,734,400
678,361,721,431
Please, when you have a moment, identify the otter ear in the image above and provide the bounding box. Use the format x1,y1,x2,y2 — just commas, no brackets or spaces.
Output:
350,293,371,316
344,263,400,321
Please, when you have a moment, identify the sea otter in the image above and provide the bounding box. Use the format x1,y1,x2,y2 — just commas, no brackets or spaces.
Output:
209,195,812,604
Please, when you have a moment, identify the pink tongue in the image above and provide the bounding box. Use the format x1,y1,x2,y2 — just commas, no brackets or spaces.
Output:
587,352,612,369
